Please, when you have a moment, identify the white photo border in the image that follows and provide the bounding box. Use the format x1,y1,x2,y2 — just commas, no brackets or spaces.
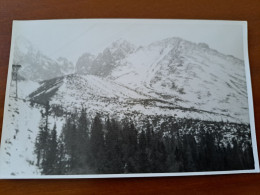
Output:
0,19,259,179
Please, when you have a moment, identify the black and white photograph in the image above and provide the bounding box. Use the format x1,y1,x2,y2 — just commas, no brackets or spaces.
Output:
0,19,259,178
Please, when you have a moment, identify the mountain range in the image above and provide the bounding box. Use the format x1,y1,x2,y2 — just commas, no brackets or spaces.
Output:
25,37,249,123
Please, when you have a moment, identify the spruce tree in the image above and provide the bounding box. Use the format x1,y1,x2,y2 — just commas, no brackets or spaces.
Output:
56,135,67,174
90,114,105,172
76,108,89,171
34,101,50,170
42,124,58,174
105,118,123,173
62,113,78,172
138,130,150,172
126,121,138,172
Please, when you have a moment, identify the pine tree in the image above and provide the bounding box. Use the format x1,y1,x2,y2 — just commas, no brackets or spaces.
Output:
34,101,50,170
42,124,58,174
231,138,244,170
62,113,78,172
76,108,90,171
243,142,254,169
120,119,138,173
126,121,138,172
104,118,123,173
165,134,179,172
145,120,152,148
138,130,150,172
157,139,167,172
56,135,67,174
182,135,196,171
90,114,105,172
149,132,167,173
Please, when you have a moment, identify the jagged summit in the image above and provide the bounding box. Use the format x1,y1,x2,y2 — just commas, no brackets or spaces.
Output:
75,39,136,76
148,37,243,64
109,39,136,53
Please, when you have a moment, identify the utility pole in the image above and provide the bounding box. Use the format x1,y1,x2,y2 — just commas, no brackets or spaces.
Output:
12,64,22,98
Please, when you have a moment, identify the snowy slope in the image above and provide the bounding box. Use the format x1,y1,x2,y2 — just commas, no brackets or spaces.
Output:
9,80,40,99
29,73,243,123
0,98,41,176
0,81,65,177
108,38,248,122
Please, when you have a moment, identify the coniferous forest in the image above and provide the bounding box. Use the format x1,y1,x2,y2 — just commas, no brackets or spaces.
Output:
34,104,255,175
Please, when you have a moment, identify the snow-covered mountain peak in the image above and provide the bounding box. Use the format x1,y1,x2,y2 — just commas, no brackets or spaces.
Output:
13,37,74,81
14,36,35,56
147,37,198,51
146,37,243,65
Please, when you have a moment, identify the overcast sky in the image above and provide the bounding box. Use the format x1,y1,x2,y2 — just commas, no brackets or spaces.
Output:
13,19,245,64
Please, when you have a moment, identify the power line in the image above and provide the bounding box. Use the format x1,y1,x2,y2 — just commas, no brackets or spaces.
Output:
49,24,97,59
